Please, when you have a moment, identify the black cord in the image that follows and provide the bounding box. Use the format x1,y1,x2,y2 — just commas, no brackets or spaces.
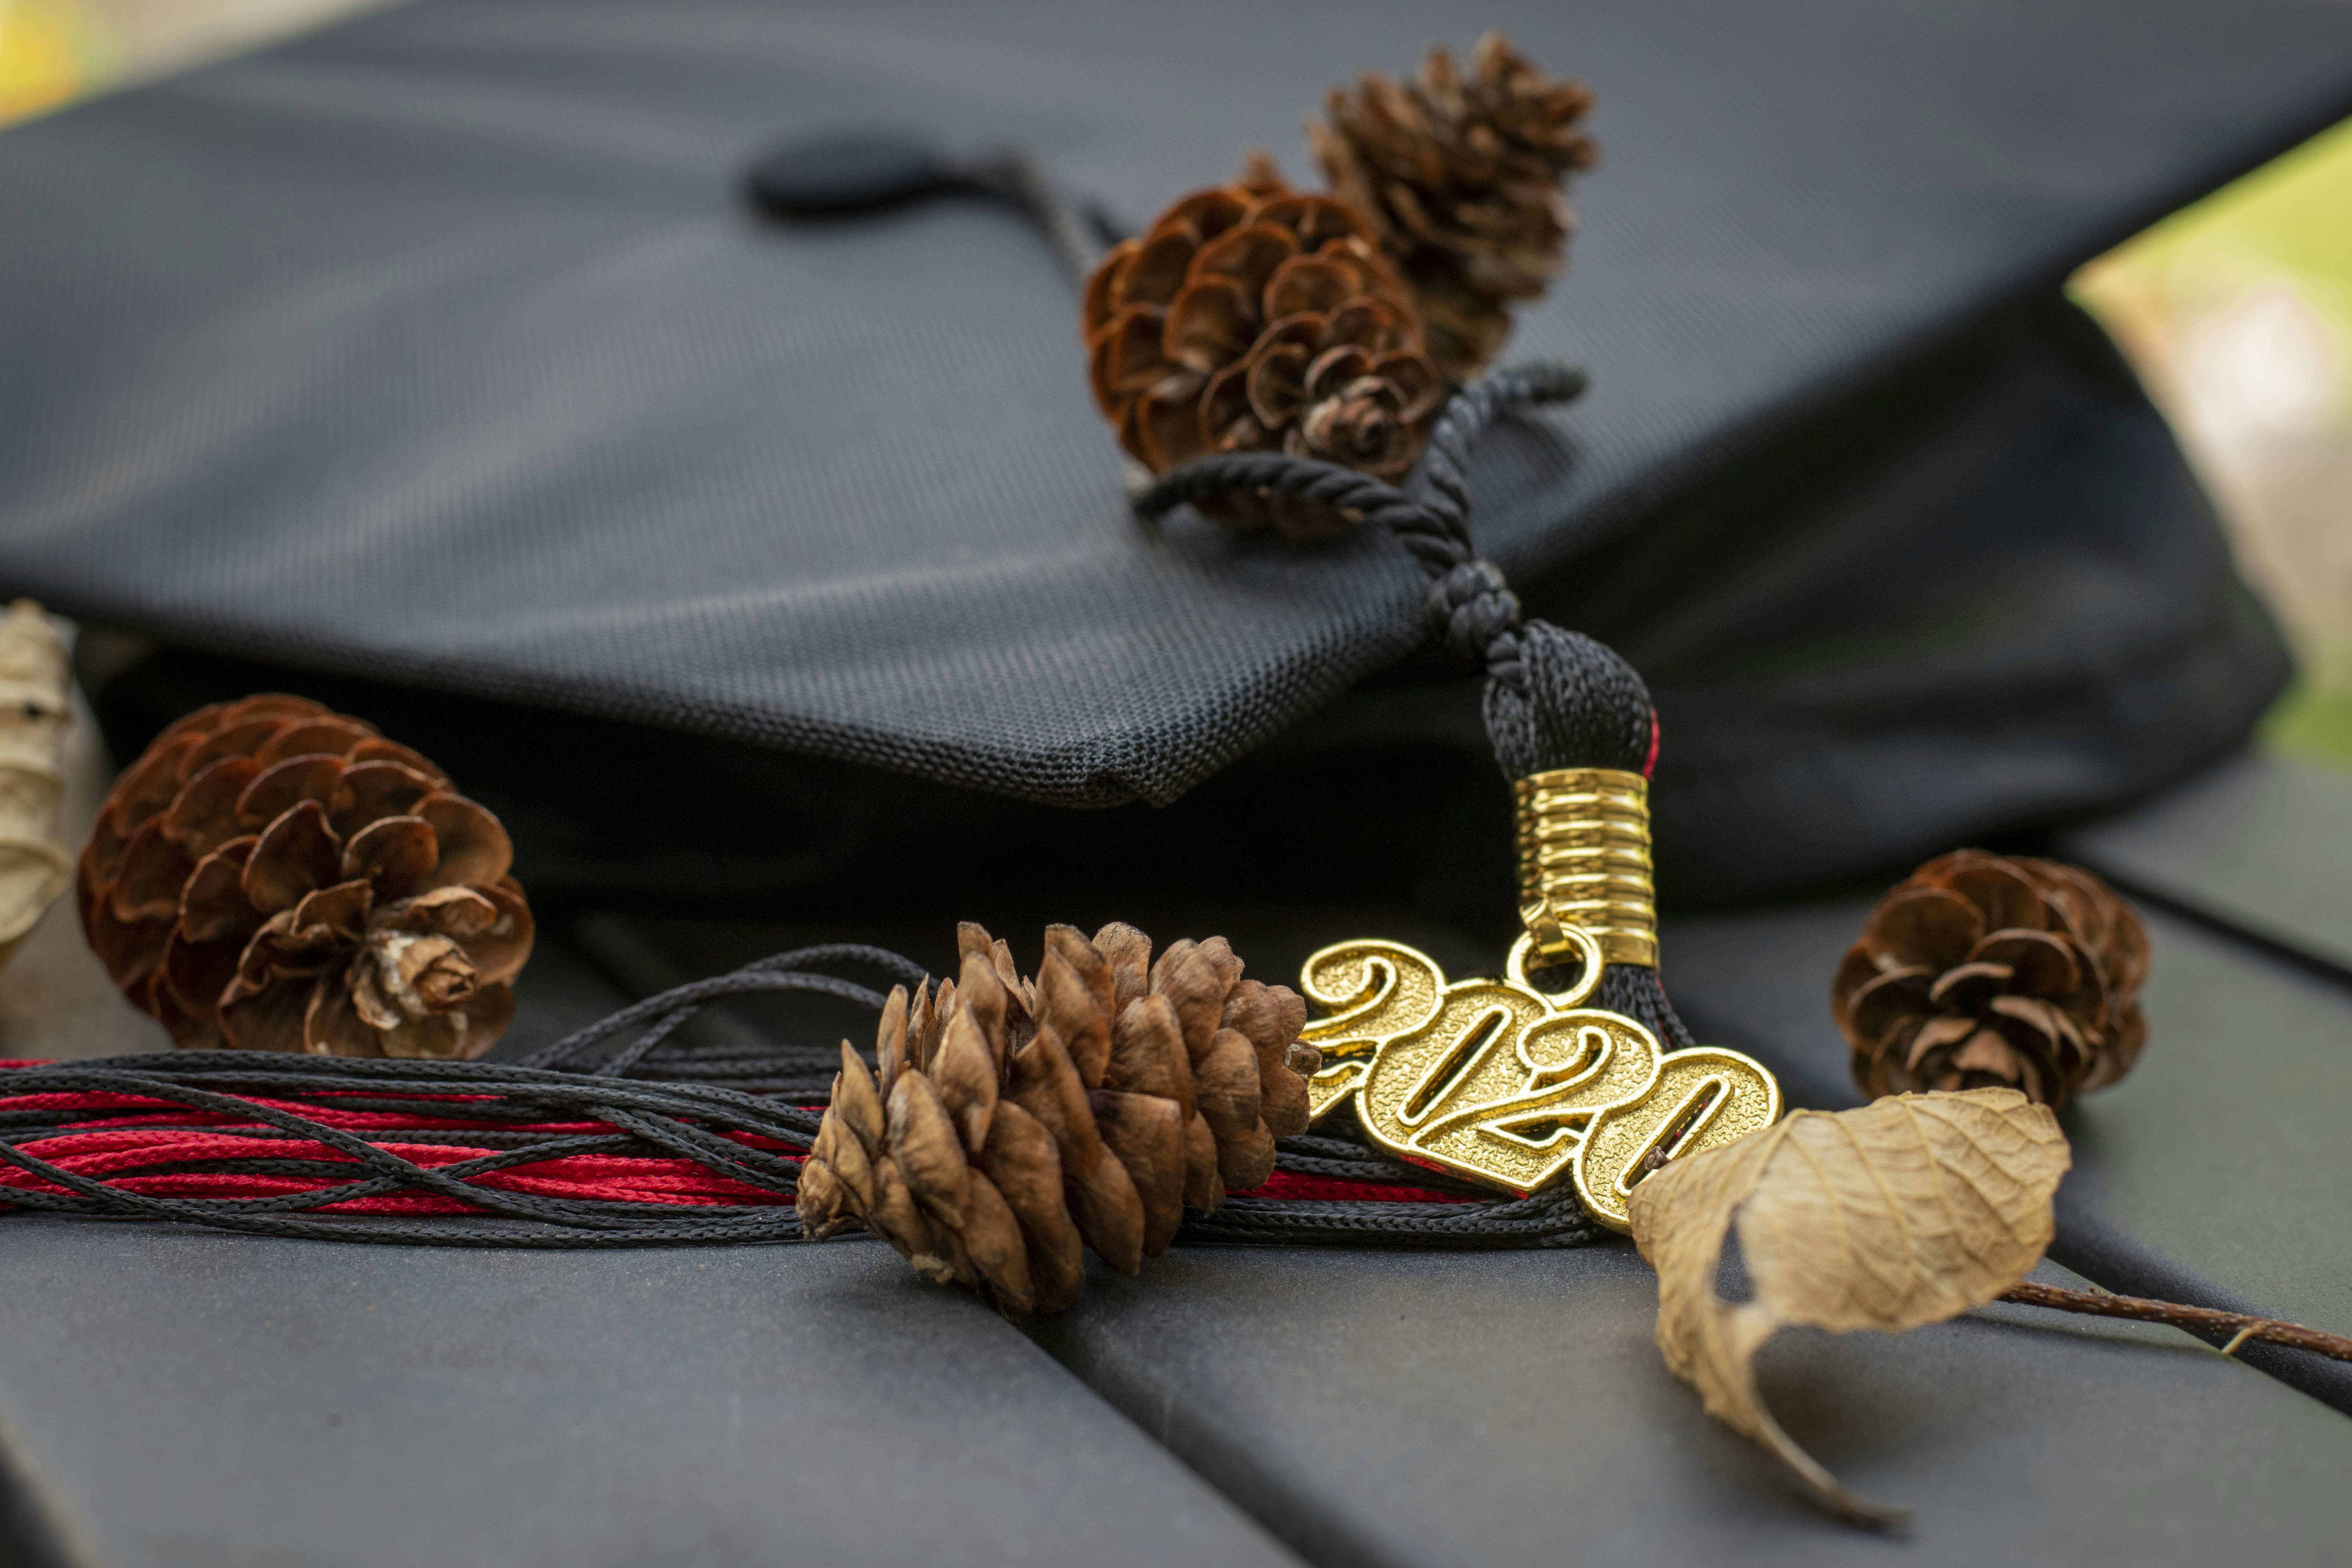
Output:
0,940,1602,1251
1139,367,1692,1054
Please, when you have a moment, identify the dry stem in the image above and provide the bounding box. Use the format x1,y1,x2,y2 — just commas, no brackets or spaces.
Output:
2000,1281,2352,1363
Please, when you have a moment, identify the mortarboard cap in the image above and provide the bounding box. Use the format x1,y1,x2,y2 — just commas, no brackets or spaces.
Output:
3,0,2348,910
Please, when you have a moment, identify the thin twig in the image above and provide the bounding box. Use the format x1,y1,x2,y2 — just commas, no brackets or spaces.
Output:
2000,1281,2352,1363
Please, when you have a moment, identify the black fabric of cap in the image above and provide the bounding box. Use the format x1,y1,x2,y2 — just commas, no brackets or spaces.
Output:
4,0,2348,906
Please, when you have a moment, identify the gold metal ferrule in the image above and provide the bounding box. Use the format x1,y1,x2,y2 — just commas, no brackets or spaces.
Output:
1513,766,1658,968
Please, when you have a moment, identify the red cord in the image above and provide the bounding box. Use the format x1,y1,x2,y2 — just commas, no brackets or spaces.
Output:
1236,1171,1470,1205
0,1075,1470,1214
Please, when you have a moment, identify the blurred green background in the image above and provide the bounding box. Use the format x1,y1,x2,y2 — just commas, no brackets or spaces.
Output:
5,0,2349,772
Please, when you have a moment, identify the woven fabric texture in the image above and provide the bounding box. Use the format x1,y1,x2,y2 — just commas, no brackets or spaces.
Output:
2,0,2345,848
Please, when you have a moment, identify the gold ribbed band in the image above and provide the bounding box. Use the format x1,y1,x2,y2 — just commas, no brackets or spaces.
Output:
1513,766,1658,969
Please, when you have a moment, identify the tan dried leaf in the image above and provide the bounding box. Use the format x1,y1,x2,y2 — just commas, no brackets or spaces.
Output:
0,601,73,965
1627,1088,2070,1524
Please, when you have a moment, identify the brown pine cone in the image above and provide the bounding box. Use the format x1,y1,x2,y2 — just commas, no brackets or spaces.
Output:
1311,32,1595,382
1835,850,2149,1109
1083,160,1443,538
77,694,533,1058
797,921,1321,1315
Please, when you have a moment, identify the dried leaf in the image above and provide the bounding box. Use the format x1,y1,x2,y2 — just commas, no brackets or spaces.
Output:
1628,1088,2069,1524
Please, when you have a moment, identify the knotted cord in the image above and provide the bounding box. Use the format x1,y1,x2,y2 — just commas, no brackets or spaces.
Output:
1140,366,1696,1052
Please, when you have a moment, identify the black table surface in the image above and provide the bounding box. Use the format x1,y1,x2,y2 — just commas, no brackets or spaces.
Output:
3,752,2347,1566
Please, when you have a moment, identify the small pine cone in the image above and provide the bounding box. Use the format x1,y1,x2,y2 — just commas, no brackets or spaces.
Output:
77,694,533,1058
1311,32,1596,382
1082,159,1443,539
797,921,1321,1314
1835,851,2150,1109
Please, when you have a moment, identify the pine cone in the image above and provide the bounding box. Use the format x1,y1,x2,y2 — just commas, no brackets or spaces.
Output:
1835,851,2149,1108
1083,159,1443,538
77,694,534,1058
797,921,1321,1314
1311,32,1595,382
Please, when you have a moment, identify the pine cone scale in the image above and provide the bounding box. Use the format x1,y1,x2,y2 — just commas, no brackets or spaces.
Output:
111,732,201,830
306,980,380,1057
888,1070,970,1229
1009,1027,1101,1174
1067,1146,1145,1275
1973,929,2080,996
1192,1030,1260,1143
1107,993,1191,1110
345,815,432,893
246,799,338,910
167,758,258,856
1091,1088,1186,1256
957,1171,1035,1316
110,822,192,922
1181,1112,1222,1212
242,755,348,826
1860,886,1984,970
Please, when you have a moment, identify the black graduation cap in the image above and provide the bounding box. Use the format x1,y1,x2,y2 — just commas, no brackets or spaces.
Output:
2,0,2347,918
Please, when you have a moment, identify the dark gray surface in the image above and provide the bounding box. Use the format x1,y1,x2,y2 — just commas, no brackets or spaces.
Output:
490,926,637,1059
2,0,2337,842
0,929,1301,1568
11,751,2349,1566
2056,751,2352,978
0,1220,1301,1568
1664,894,2352,1410
1029,1247,2352,1567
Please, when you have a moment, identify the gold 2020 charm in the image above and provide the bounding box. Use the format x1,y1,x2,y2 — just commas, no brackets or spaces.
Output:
1295,768,1781,1231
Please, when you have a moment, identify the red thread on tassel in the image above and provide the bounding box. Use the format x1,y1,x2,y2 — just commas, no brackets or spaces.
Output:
0,1077,1468,1215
